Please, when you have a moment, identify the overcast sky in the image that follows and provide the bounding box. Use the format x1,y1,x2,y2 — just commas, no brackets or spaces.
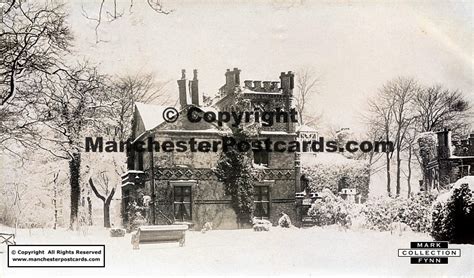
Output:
68,0,473,133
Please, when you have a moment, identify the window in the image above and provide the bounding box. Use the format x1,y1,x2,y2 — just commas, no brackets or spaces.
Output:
254,186,270,219
137,151,144,171
253,150,269,166
173,186,192,221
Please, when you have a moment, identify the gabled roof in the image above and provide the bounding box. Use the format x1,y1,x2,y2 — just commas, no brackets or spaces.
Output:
134,103,232,139
134,102,168,131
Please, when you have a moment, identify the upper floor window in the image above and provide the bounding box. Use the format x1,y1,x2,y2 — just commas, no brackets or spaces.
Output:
253,150,269,166
137,151,144,171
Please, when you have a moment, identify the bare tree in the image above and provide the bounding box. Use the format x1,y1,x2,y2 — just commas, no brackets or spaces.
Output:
0,0,72,105
81,0,172,43
295,67,320,126
51,171,61,229
107,74,172,140
367,88,395,196
29,64,109,230
88,173,116,228
402,126,418,197
414,85,471,137
0,0,74,160
389,77,419,196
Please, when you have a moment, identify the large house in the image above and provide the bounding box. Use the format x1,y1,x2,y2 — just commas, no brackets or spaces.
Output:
121,68,307,229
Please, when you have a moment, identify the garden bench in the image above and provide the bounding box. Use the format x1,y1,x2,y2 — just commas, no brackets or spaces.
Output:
0,233,16,245
132,224,188,249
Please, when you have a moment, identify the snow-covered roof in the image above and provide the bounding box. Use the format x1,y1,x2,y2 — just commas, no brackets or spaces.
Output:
435,176,474,204
452,176,474,191
241,88,282,95
300,152,355,167
260,131,296,136
135,102,168,131
297,125,317,133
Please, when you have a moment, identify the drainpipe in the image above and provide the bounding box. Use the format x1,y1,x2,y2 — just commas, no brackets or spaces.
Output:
150,146,156,224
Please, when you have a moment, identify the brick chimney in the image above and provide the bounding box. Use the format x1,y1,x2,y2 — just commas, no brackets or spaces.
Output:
225,68,241,92
469,134,474,155
280,71,294,95
189,69,200,106
177,69,188,108
436,128,452,159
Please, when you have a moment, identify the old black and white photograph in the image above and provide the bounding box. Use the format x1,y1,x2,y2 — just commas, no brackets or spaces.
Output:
0,0,473,277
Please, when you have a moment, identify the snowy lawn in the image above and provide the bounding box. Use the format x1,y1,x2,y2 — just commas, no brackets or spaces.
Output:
1,225,472,277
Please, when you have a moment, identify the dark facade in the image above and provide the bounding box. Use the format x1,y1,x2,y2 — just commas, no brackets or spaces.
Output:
425,129,474,189
122,68,302,229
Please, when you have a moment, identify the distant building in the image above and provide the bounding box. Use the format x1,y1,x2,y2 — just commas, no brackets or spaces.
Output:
425,129,474,189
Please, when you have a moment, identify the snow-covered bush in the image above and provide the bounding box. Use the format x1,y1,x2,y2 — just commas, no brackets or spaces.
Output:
302,162,369,202
110,228,126,237
277,213,292,228
431,184,474,243
307,196,352,227
252,218,271,231
363,193,435,232
126,201,147,232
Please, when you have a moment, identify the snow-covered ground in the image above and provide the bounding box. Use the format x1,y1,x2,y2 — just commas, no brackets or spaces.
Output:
1,226,472,277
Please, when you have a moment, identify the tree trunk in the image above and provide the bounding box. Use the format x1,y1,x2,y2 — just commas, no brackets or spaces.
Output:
396,148,401,196
53,182,58,230
385,151,391,196
407,146,412,197
104,203,111,228
87,197,93,226
88,177,115,228
69,152,81,230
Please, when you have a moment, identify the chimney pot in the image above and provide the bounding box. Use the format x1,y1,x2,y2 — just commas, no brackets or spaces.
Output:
190,69,200,106
177,70,188,108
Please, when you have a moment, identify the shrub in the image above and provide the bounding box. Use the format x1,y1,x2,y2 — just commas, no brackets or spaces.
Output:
252,218,271,231
431,184,474,244
302,162,370,202
363,193,435,232
110,228,126,237
307,196,352,227
126,201,147,232
278,213,291,228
